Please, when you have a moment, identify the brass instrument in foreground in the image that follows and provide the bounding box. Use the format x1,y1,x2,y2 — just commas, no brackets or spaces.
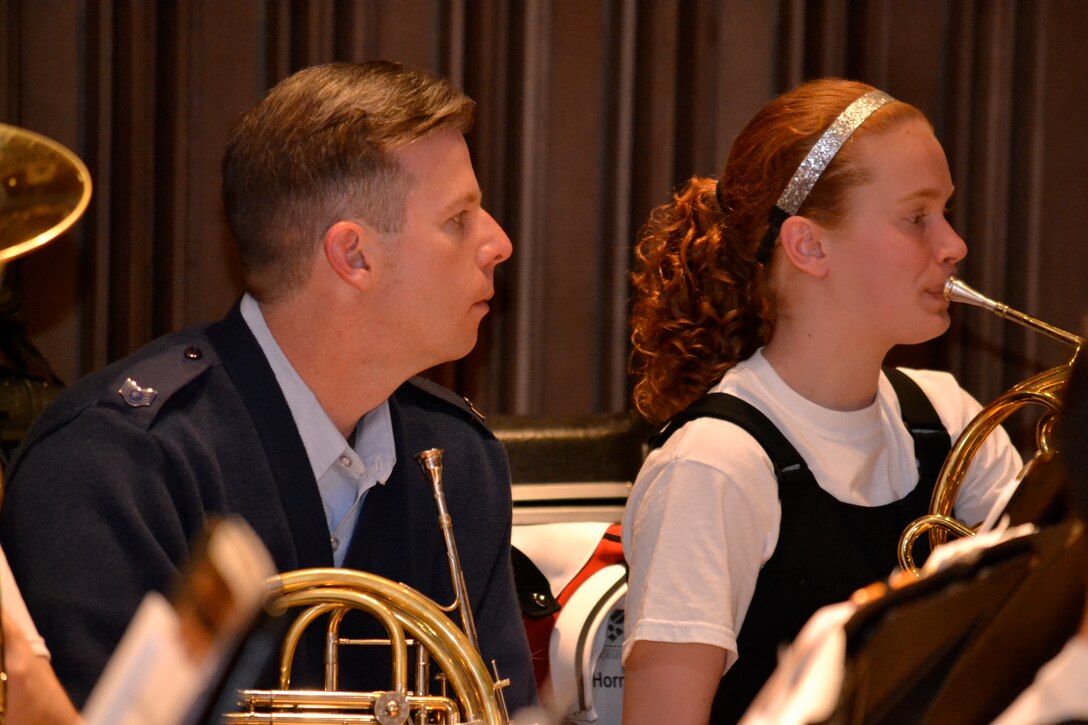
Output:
227,449,510,724
898,277,1084,576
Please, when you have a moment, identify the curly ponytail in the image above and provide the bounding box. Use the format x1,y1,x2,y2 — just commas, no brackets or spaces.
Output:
629,177,773,424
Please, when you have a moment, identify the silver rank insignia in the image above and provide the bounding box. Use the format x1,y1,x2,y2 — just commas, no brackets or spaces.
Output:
119,377,158,407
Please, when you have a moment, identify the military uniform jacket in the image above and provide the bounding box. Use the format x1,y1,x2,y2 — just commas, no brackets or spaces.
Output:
0,302,535,710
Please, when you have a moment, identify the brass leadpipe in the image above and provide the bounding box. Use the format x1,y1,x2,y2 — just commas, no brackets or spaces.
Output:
416,448,481,652
943,276,1083,353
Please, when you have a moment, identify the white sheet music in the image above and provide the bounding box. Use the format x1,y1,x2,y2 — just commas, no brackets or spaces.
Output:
81,517,275,725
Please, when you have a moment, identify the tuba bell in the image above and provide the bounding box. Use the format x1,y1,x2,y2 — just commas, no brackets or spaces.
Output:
0,122,92,269
897,277,1084,575
225,449,511,724
0,123,92,721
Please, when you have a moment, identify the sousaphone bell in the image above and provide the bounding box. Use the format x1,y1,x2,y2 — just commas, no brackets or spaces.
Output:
0,122,92,270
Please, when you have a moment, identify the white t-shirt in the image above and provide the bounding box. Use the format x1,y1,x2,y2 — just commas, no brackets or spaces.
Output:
621,349,1023,671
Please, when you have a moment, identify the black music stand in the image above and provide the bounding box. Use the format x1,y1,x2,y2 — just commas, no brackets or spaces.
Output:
822,520,1087,725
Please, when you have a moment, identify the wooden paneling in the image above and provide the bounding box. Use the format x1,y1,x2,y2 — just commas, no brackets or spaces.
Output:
3,0,1087,423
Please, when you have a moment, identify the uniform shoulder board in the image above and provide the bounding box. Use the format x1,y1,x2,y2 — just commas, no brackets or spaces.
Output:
406,375,488,424
103,341,216,425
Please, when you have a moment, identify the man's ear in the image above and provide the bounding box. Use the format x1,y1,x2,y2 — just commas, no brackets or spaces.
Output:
323,220,377,286
777,215,829,278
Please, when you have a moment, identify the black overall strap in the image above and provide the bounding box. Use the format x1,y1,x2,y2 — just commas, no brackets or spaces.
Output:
649,393,811,488
650,368,951,486
882,366,952,486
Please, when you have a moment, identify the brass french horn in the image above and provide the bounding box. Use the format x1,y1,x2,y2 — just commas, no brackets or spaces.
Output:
225,449,511,724
897,277,1084,575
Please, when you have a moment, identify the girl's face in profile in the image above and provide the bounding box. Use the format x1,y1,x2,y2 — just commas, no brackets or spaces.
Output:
822,117,967,348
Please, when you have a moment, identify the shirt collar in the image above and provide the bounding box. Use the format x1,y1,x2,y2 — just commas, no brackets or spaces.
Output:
239,293,396,483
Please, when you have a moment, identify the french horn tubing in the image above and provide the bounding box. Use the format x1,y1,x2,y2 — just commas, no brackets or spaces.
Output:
226,449,510,724
897,277,1084,576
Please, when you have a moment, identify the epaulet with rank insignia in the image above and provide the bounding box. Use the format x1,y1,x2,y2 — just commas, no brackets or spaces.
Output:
102,341,215,428
406,375,488,427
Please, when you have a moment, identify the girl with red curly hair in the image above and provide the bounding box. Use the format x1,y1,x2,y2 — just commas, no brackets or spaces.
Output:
621,79,1023,724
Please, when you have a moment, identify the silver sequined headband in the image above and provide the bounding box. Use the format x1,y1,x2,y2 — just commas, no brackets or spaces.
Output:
755,89,895,264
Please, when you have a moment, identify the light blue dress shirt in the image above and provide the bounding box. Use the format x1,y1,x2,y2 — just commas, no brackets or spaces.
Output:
239,294,396,566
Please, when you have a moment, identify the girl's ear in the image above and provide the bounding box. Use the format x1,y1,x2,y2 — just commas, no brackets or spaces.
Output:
777,215,829,278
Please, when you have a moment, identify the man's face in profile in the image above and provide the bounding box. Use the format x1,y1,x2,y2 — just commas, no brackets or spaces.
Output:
376,127,513,368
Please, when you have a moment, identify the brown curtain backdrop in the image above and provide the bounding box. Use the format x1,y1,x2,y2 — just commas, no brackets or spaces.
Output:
3,0,1086,432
